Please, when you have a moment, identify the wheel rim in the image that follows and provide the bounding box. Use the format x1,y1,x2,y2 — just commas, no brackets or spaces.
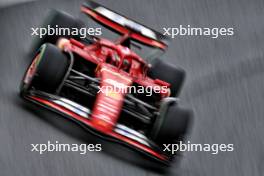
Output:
23,53,40,85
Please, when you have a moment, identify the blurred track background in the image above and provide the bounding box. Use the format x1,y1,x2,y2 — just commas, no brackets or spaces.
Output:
0,0,264,175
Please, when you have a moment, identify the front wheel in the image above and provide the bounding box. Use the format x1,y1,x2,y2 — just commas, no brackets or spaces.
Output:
150,101,193,144
20,43,69,95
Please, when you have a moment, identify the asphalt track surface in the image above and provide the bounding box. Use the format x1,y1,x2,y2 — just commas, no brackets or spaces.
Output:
0,0,264,175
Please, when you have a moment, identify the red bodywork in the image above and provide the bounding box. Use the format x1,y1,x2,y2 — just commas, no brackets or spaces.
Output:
24,2,173,164
28,38,170,159
62,37,170,129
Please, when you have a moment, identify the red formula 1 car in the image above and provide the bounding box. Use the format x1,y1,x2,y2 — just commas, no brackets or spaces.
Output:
20,1,192,165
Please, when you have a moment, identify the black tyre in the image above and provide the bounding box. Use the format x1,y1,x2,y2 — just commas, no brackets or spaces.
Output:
151,103,192,143
21,43,69,94
148,59,185,97
32,10,84,50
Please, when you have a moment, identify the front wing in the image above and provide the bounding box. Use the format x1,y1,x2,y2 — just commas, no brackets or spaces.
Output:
22,90,172,165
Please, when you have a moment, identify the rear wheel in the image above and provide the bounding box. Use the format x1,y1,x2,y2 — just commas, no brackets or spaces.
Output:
20,43,69,94
32,10,84,50
148,59,185,97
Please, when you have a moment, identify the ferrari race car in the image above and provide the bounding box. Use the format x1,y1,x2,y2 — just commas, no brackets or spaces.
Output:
20,1,192,165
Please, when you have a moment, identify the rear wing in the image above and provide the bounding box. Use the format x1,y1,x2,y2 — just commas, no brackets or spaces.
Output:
81,1,170,50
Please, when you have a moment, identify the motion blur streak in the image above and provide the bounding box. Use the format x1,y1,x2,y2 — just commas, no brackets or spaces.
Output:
0,0,264,175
